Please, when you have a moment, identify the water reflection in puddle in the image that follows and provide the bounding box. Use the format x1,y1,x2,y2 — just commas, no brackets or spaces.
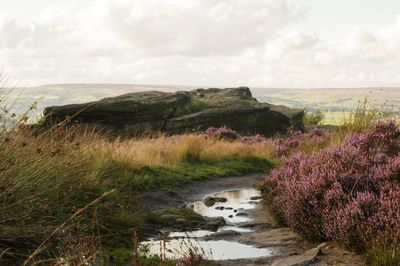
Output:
140,238,276,260
168,226,252,238
142,188,276,260
189,188,262,224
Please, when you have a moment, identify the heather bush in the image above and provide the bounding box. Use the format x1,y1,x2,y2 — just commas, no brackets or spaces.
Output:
272,127,329,156
261,121,400,261
205,126,240,140
204,126,330,158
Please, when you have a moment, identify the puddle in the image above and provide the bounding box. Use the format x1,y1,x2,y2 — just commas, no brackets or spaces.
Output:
141,188,277,260
140,238,276,260
189,188,262,224
168,226,252,238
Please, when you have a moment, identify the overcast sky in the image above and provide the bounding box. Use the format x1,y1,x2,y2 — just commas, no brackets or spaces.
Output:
1,0,400,88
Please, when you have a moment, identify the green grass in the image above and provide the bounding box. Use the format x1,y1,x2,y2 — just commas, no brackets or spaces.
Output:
366,245,400,266
94,155,272,192
90,155,273,252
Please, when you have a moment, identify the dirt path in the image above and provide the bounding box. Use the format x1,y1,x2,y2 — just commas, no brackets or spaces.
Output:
137,173,264,212
137,174,366,265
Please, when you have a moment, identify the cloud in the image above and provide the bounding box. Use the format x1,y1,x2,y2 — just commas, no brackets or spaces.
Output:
107,0,304,57
249,14,400,87
1,0,400,87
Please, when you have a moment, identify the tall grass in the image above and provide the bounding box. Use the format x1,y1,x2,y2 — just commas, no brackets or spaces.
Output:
90,134,273,169
0,123,108,263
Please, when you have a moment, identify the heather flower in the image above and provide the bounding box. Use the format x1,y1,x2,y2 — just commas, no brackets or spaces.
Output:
262,121,400,252
205,126,240,140
241,134,267,144
308,127,328,138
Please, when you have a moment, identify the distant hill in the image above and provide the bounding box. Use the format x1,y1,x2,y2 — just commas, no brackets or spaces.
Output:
3,84,400,121
251,87,400,112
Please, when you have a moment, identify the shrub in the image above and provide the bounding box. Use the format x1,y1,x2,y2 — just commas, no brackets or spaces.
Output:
261,121,400,260
205,126,240,141
271,127,329,156
303,109,325,125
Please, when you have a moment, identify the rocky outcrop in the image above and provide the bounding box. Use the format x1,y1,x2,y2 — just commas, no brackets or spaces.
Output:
43,87,304,137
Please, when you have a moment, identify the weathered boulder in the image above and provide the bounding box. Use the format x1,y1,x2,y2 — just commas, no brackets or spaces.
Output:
43,87,304,137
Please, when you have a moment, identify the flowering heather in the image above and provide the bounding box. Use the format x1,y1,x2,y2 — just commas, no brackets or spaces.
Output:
204,126,329,157
261,121,400,256
205,126,240,141
241,134,267,145
274,127,329,156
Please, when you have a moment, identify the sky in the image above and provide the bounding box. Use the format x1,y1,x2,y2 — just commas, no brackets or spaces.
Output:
1,0,400,88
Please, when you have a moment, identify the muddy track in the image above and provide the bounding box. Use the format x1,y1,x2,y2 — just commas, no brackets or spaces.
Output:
137,173,264,212
137,174,366,265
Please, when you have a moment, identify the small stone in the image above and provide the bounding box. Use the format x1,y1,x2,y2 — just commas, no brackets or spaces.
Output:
206,230,240,239
233,209,238,213
239,222,271,228
250,196,262,200
215,197,228,203
225,207,233,210
271,243,324,266
215,206,224,210
236,212,248,216
228,215,233,218
204,196,228,207
206,217,225,229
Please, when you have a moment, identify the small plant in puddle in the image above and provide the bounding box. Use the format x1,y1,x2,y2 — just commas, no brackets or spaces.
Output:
176,249,207,266
173,237,211,266
137,230,212,266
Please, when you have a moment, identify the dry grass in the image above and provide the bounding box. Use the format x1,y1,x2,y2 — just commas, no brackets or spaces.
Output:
0,124,109,264
90,134,273,169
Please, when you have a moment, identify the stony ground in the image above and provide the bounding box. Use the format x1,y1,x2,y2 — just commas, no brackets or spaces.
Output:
138,174,367,266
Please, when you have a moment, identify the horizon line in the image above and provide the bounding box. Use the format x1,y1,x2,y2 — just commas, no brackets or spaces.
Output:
22,83,400,90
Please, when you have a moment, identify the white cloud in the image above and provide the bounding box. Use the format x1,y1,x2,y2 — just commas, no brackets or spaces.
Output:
1,0,400,87
107,0,304,57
